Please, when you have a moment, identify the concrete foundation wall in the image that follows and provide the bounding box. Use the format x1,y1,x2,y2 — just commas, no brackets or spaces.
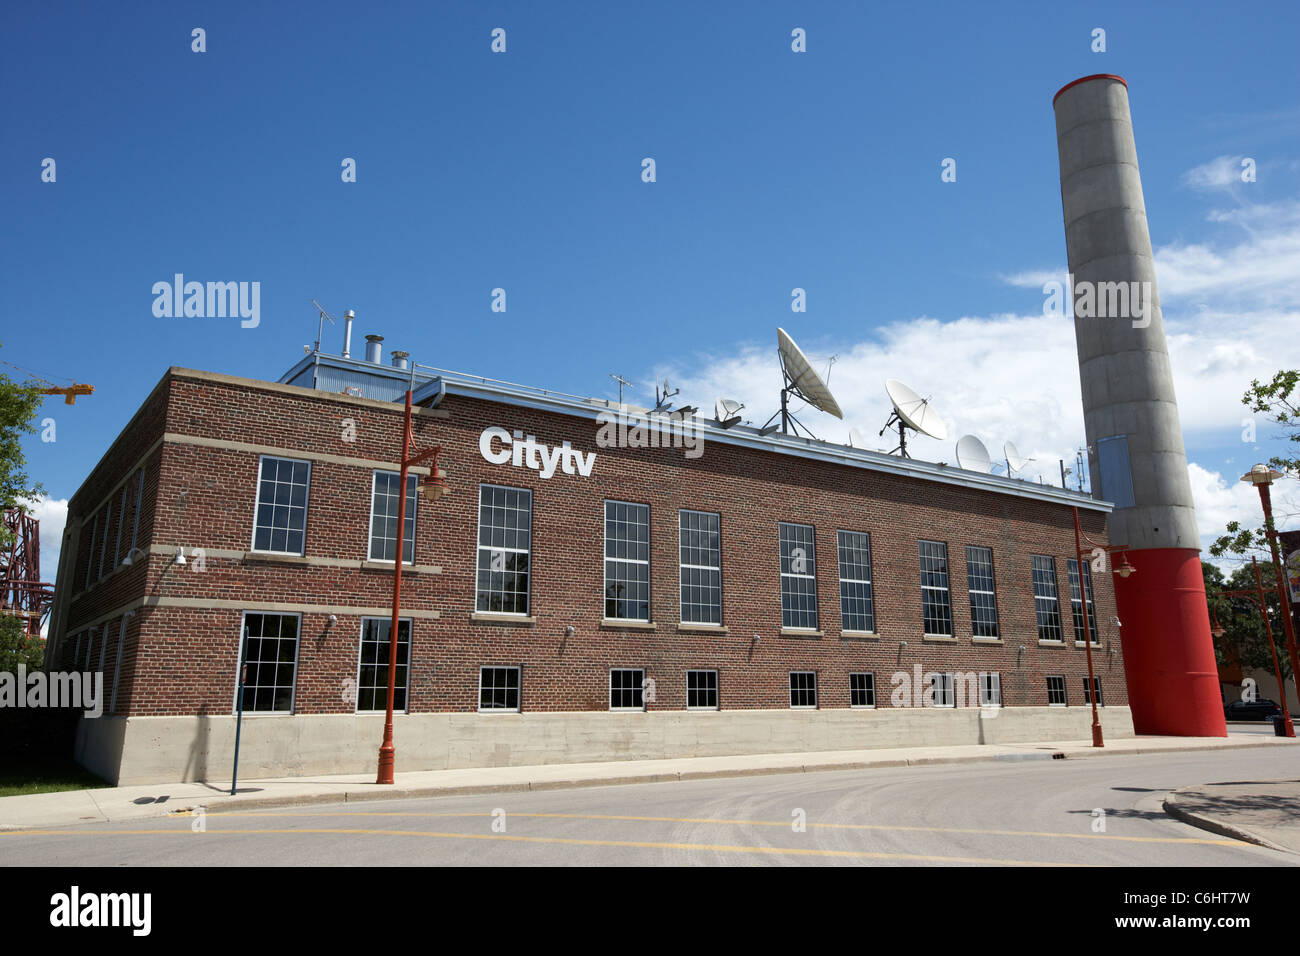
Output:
76,706,1136,785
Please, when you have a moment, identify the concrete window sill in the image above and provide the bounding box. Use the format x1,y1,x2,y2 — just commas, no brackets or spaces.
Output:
922,634,958,643
1073,641,1102,648
841,630,880,641
361,560,443,574
600,619,657,630
780,628,824,638
471,612,537,625
972,637,1004,644
676,623,728,634
1038,639,1066,647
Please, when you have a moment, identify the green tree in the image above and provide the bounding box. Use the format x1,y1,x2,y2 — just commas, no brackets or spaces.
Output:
1210,370,1298,560
0,612,44,673
1204,560,1291,684
0,343,46,525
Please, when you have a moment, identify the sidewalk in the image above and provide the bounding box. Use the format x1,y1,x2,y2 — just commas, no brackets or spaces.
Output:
1165,780,1300,853
1,731,1294,832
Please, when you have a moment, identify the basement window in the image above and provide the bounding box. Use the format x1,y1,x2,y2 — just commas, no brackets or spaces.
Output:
929,673,955,708
1047,675,1068,706
356,618,411,713
686,669,719,710
1082,676,1104,706
980,672,1002,707
479,666,521,712
850,672,876,708
790,671,818,709
610,668,646,711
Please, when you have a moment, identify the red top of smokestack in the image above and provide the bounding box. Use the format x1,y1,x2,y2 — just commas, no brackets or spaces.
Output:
1052,73,1128,106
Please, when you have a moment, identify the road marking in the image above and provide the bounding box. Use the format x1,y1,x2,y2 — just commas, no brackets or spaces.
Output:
0,827,1085,865
193,809,1246,846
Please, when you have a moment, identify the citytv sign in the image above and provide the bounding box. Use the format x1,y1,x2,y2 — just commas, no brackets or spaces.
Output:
479,426,596,479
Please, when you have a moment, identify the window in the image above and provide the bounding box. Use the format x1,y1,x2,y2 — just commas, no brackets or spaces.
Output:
919,541,953,636
980,672,1002,707
610,669,646,711
929,672,955,707
686,670,718,710
110,618,128,714
97,501,113,580
129,467,145,555
966,546,999,638
356,618,411,712
780,523,818,629
113,483,129,568
83,514,97,589
476,485,532,614
236,613,300,713
479,667,521,711
789,671,817,708
1067,559,1101,644
251,456,311,554
1082,676,1104,706
369,471,417,563
1047,675,1068,706
850,672,876,708
1032,556,1065,642
605,501,650,621
838,531,875,633
679,510,721,624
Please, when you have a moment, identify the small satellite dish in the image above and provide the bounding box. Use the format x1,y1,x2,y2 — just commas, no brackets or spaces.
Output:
849,427,867,448
715,398,744,428
1004,441,1025,473
879,379,948,458
759,328,843,439
956,435,992,473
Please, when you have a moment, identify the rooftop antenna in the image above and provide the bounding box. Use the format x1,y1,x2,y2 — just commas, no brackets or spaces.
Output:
310,299,336,354
610,373,633,404
654,379,679,412
955,435,993,473
848,427,867,448
759,328,843,439
1003,441,1035,478
715,398,744,428
880,379,947,458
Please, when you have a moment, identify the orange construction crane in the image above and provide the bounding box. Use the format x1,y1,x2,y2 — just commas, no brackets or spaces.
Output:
41,383,94,404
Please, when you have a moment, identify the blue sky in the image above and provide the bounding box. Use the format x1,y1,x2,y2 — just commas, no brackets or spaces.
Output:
3,0,1298,575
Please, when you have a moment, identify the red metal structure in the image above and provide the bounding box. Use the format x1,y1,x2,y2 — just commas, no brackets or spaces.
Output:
1,505,53,638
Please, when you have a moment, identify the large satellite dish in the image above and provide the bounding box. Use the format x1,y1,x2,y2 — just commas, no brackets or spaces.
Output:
1004,441,1025,473
956,435,992,473
879,379,947,458
759,328,843,438
848,427,867,448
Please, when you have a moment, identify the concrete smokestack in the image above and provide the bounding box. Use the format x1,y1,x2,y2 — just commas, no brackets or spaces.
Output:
1053,74,1224,737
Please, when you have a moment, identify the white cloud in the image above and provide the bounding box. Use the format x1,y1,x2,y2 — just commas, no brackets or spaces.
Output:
1182,155,1248,191
19,496,68,586
1186,462,1298,569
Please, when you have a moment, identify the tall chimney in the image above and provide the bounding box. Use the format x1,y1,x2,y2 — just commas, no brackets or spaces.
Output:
364,334,384,364
1053,74,1224,737
342,310,355,359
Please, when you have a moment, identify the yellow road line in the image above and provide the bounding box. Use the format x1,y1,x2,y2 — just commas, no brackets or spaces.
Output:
191,809,1245,846
0,827,1086,865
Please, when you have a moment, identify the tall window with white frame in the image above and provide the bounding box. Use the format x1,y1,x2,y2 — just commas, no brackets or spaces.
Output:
97,500,113,580
919,540,953,636
779,522,818,630
355,618,411,713
610,668,645,711
369,470,417,563
236,613,300,713
251,456,311,555
1066,558,1101,644
965,545,999,639
476,485,532,614
82,514,98,590
1032,555,1065,642
679,510,721,625
837,530,875,633
605,501,650,621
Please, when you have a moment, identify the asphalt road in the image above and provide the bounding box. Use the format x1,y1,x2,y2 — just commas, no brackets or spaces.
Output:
3,748,1297,866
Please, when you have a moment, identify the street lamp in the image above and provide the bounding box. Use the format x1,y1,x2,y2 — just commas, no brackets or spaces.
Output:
1240,464,1300,722
1073,507,1128,747
376,389,446,786
1207,556,1294,737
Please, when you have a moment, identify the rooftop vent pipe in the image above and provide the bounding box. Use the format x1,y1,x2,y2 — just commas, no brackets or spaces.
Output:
342,310,355,359
391,350,409,370
364,334,384,364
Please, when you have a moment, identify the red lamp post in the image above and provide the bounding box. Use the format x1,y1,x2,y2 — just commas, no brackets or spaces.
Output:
1241,464,1300,722
1208,556,1294,737
376,389,447,785
1072,507,1128,748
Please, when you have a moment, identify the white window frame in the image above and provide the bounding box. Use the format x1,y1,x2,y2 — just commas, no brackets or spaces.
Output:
837,530,875,634
368,470,417,564
979,672,1002,707
354,616,413,714
849,671,876,708
604,500,651,622
97,500,112,580
789,671,818,709
113,483,129,568
779,522,819,630
929,672,955,708
1067,558,1101,646
678,509,722,625
129,466,145,554
966,545,1000,639
919,540,954,637
1047,674,1068,707
83,514,98,590
1033,555,1065,643
249,455,312,556
686,669,719,711
1082,675,1104,706
478,666,522,712
610,668,646,712
475,484,533,615
110,616,128,714
232,611,303,715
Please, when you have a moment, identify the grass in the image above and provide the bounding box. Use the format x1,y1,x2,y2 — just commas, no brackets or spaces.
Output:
0,755,110,798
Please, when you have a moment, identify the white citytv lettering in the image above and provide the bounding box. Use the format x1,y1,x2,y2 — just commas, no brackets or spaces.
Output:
479,426,595,479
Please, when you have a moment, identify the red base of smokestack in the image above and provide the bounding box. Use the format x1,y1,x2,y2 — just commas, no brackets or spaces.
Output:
1114,548,1227,737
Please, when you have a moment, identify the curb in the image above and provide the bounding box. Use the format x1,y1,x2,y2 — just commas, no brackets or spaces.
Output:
1162,790,1293,855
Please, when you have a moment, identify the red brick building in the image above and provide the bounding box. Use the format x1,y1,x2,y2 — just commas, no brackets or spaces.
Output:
47,341,1131,784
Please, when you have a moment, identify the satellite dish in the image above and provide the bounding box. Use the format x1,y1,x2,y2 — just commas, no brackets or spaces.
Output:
715,398,744,428
1004,441,1025,473
956,435,992,473
759,328,843,439
849,427,867,448
879,379,948,458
